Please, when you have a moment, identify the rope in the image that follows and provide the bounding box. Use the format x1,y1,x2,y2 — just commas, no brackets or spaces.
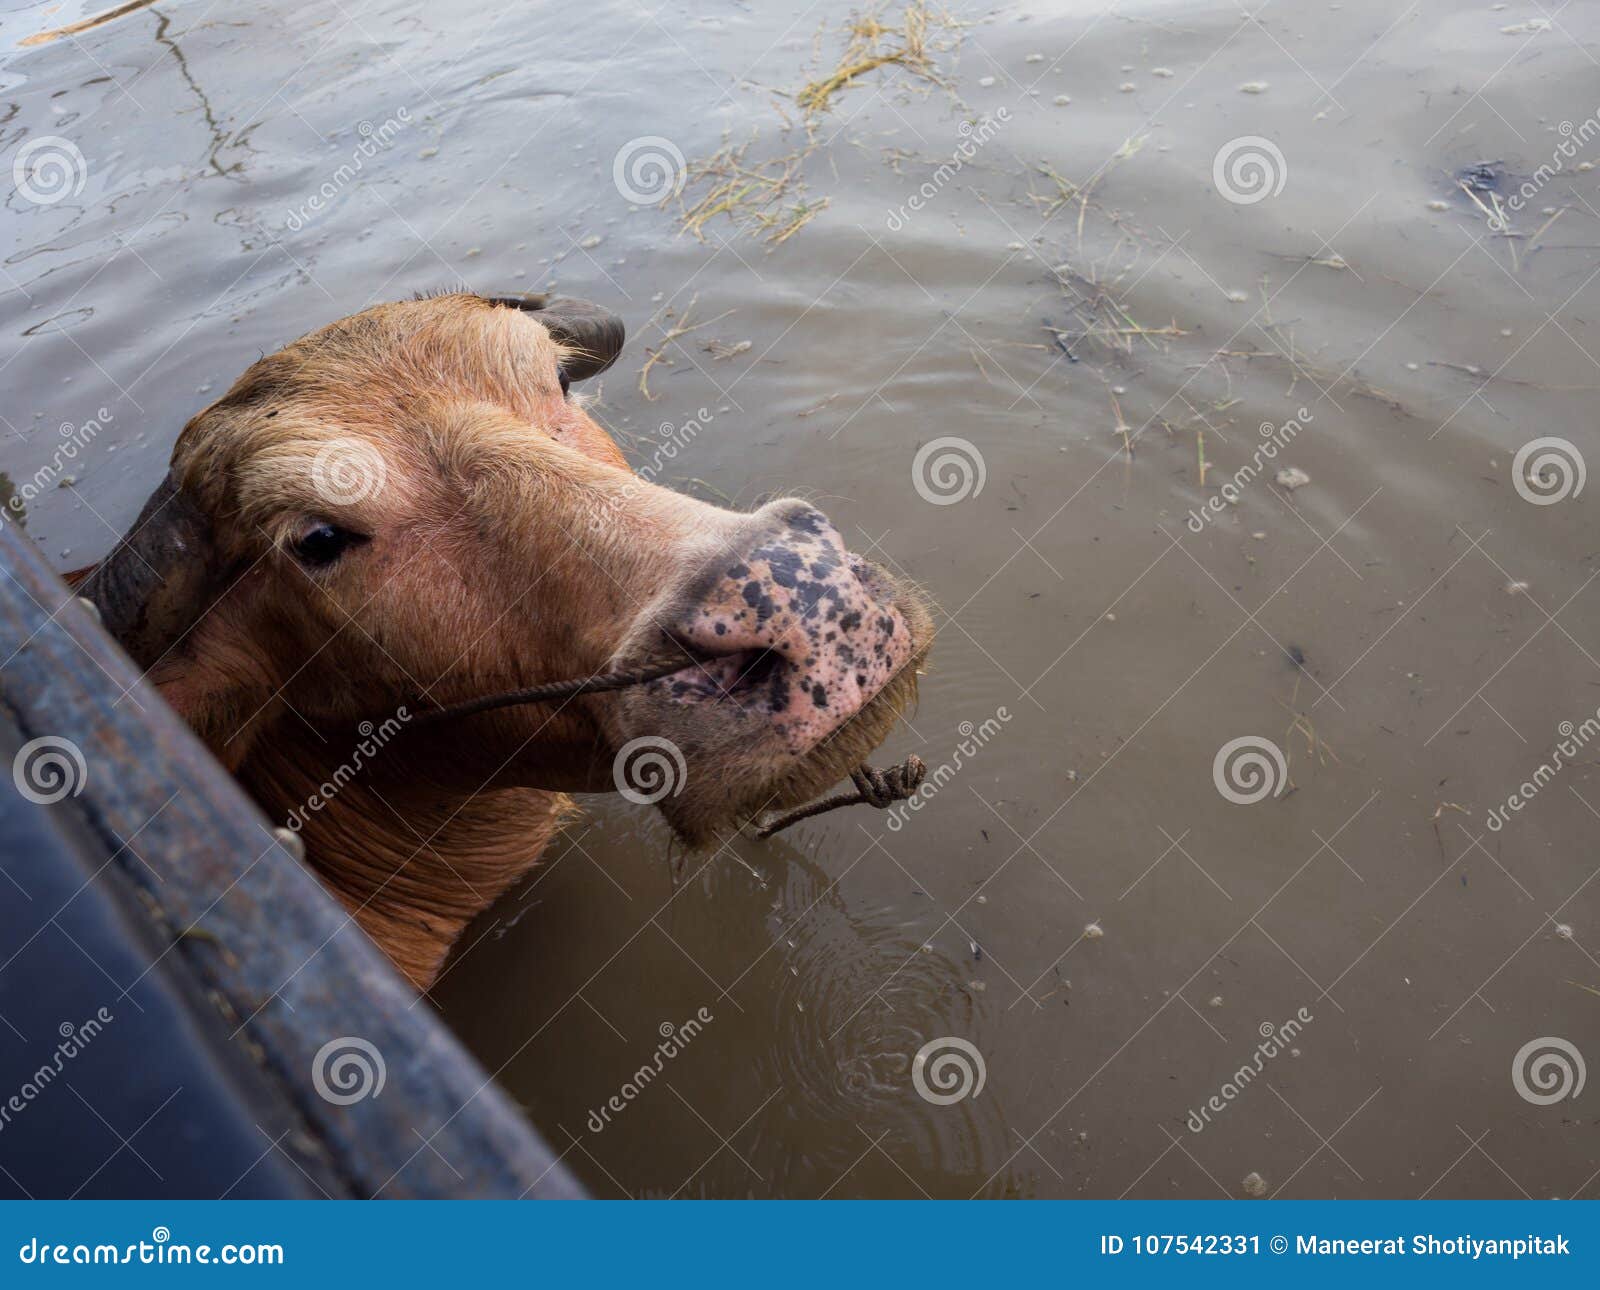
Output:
412,664,925,834
410,659,690,726
755,756,926,838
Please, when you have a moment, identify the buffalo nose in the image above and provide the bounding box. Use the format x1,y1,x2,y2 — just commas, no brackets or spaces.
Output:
668,501,914,752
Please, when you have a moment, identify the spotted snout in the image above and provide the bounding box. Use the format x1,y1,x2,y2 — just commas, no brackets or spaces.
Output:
662,502,915,753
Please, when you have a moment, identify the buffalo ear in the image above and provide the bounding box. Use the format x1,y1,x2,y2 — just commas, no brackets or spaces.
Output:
521,294,626,381
77,470,218,672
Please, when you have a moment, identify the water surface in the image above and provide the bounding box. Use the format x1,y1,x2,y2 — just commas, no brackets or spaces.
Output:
4,0,1598,1198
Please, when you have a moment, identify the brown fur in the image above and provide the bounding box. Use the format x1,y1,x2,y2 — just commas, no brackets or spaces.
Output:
95,294,929,987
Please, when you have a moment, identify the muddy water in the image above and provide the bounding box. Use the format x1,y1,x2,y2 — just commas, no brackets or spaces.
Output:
5,0,1599,1198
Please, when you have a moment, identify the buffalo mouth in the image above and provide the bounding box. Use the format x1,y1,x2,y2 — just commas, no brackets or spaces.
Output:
611,564,932,845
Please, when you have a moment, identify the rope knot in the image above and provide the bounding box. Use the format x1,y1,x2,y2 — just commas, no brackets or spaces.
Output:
756,755,927,838
852,756,926,808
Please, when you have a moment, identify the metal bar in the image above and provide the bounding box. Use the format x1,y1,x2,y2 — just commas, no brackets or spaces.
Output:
0,521,580,1198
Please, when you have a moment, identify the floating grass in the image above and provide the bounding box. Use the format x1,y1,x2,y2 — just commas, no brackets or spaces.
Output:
795,3,942,115
672,2,960,246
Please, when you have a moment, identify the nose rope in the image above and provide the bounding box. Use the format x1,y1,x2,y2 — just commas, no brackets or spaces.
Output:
410,665,926,833
410,659,690,726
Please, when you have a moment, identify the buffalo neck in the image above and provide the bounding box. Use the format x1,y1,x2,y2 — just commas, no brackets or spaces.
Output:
239,726,570,989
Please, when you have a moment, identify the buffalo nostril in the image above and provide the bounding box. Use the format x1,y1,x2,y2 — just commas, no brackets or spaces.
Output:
845,553,880,590
737,648,783,690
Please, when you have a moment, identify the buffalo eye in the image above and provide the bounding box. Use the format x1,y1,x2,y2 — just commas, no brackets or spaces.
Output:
291,522,366,568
